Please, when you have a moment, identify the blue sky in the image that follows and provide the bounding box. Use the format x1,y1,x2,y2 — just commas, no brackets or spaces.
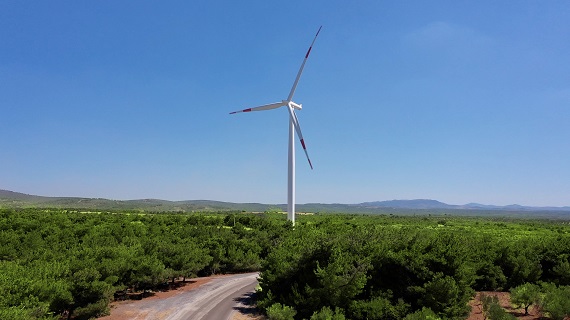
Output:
1,1,569,206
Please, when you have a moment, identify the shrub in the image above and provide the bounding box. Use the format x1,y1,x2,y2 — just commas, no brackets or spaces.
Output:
509,283,540,315
480,294,516,320
348,297,401,320
266,303,297,320
540,285,570,320
310,306,345,320
403,307,441,320
488,302,516,320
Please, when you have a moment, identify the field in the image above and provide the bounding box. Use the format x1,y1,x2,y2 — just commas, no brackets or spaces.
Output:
1,208,570,319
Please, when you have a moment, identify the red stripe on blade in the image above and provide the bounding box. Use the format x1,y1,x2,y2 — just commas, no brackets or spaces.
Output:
305,47,312,59
300,139,307,149
243,108,252,112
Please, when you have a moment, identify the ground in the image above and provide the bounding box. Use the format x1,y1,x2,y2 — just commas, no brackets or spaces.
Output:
99,274,263,320
100,279,543,320
467,292,542,320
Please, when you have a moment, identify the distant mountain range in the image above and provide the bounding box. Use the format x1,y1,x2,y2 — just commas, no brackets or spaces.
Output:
2,189,570,218
0,189,270,212
359,199,570,212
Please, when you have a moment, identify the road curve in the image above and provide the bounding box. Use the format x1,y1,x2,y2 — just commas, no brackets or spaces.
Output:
166,272,259,320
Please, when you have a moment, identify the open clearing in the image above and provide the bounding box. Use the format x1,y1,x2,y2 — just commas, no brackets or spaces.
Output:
99,273,260,320
100,275,541,320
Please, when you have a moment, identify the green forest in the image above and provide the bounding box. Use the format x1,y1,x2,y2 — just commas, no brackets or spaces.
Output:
1,208,570,319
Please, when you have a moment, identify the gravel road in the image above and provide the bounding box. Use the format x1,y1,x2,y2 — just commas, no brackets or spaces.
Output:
100,272,259,320
166,272,259,320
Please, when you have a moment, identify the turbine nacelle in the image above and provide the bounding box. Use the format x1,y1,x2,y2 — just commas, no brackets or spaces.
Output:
287,100,302,110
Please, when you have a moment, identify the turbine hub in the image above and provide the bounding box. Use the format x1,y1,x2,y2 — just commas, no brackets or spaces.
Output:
289,101,302,110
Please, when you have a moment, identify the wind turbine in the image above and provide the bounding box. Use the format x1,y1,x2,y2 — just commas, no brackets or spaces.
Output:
230,26,321,225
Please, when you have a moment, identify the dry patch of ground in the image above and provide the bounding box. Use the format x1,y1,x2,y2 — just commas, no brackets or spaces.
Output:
468,291,542,320
101,282,543,320
232,313,265,320
99,275,231,320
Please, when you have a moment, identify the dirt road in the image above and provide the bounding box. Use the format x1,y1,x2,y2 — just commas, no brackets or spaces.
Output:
100,272,259,320
100,274,537,320
167,273,258,320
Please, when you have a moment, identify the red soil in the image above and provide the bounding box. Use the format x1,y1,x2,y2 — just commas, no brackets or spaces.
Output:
99,275,229,320
100,281,544,320
467,292,543,320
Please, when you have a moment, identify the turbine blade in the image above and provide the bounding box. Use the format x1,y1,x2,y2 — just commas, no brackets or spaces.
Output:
287,105,313,169
229,102,286,114
287,26,322,102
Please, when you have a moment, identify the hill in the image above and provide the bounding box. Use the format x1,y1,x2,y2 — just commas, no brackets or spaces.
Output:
1,189,569,218
0,189,269,212
359,198,570,212
360,199,455,209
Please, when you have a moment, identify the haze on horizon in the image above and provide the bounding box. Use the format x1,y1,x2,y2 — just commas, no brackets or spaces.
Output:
1,1,569,207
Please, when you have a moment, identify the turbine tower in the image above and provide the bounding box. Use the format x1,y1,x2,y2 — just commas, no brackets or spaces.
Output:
230,26,321,225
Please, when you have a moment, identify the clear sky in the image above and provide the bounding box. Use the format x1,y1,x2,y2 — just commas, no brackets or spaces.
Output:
1,1,569,206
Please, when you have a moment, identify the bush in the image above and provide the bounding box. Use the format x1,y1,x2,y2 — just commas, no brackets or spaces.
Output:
266,303,297,320
509,283,540,315
540,285,570,320
403,307,441,320
488,302,516,320
310,306,345,320
72,299,110,320
416,273,471,318
480,294,516,320
348,297,402,320
552,260,570,285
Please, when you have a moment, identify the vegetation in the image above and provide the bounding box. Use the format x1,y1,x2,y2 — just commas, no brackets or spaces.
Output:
256,215,570,319
539,283,570,320
480,294,516,320
1,208,570,319
509,283,541,315
3,189,570,218
0,209,284,319
267,303,298,320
